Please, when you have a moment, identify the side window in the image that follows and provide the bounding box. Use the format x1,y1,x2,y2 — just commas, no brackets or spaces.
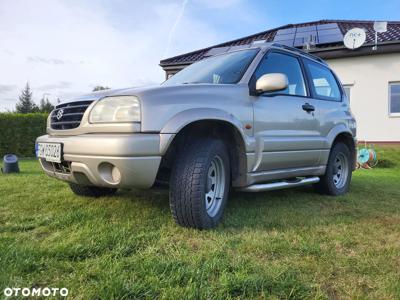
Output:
254,52,307,97
304,60,341,101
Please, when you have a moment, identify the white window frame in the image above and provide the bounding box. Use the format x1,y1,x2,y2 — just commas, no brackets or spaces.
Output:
389,82,400,117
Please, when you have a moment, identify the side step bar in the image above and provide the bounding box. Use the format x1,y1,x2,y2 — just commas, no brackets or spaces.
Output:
238,177,320,192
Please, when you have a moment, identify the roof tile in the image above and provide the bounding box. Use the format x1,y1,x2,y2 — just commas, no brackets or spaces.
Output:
160,20,400,66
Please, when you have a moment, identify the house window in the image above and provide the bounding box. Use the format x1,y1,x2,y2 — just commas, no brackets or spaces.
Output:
389,82,400,116
343,85,351,101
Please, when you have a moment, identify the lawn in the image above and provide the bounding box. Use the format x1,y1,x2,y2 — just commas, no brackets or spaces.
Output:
1,147,400,299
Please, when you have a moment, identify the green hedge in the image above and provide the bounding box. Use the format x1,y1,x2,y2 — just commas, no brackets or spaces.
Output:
0,113,48,158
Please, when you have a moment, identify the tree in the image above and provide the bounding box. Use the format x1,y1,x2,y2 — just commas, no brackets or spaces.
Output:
39,97,54,113
92,85,110,92
15,82,39,113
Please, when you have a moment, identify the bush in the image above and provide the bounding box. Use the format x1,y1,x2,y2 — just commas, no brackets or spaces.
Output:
0,113,48,158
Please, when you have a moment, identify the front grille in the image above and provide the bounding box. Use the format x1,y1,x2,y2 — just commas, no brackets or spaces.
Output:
40,159,71,174
52,161,71,174
51,100,94,130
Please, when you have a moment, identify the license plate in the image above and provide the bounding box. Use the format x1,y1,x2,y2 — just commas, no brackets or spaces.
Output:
37,143,62,163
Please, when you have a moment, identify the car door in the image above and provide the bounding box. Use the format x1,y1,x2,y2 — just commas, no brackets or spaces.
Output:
251,51,322,172
301,58,346,164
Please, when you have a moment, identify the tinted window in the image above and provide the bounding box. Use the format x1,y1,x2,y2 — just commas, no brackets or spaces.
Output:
389,83,400,115
254,52,307,96
163,49,259,85
304,60,341,101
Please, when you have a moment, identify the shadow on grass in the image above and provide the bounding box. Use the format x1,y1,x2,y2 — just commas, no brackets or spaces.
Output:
0,170,42,176
113,182,373,232
20,162,396,232
376,159,397,168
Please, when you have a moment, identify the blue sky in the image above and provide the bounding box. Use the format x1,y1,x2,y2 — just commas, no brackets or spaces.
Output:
197,0,400,42
0,0,399,110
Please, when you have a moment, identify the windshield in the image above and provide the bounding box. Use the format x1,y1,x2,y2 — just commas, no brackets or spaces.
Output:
163,49,259,85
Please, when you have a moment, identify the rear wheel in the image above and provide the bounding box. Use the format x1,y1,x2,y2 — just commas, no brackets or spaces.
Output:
314,142,352,196
169,138,230,229
69,183,117,197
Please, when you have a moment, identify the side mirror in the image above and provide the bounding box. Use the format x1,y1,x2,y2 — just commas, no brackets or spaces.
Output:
255,73,288,94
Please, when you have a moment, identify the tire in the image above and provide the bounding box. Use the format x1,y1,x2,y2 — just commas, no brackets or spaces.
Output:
314,142,352,196
69,183,117,197
169,137,230,229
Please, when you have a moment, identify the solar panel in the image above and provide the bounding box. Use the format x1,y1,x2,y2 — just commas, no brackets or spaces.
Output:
317,23,343,44
228,45,251,52
317,23,339,30
294,37,316,47
204,46,230,57
273,22,343,48
273,33,295,41
293,37,305,47
275,28,296,35
317,28,342,36
318,34,343,44
296,25,317,33
296,31,317,38
275,39,295,47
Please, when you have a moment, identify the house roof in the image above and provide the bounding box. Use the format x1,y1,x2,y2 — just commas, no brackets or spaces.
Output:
160,19,400,68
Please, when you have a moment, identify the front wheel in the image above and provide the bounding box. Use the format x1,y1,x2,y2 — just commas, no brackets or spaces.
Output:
314,142,352,196
169,138,230,229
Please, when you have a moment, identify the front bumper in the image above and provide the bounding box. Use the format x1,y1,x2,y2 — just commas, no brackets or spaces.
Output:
36,133,172,189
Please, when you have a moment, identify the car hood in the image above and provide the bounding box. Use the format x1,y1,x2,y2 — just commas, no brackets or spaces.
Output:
59,83,245,104
61,85,163,103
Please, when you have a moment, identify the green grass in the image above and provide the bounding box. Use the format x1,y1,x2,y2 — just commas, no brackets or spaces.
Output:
1,147,400,299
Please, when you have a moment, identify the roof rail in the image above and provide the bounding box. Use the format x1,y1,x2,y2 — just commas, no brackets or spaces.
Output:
270,43,328,65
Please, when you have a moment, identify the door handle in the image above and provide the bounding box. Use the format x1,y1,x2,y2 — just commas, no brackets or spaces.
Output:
302,103,315,112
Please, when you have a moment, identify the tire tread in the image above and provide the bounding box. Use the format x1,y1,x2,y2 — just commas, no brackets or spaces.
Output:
169,138,229,229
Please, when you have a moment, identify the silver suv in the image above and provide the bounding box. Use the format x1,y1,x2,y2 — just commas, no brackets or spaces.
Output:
36,43,357,229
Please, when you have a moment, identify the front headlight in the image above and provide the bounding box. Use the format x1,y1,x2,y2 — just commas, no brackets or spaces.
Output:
89,96,140,123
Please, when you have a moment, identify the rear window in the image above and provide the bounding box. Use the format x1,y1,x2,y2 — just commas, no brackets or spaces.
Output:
304,60,342,101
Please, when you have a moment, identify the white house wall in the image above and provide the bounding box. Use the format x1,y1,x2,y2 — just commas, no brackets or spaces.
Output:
327,53,400,142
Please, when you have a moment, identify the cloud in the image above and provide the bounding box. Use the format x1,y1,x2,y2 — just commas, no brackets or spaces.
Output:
2,97,16,102
38,81,72,90
27,56,67,65
0,0,250,111
27,56,87,65
2,49,15,56
163,0,189,58
0,84,17,94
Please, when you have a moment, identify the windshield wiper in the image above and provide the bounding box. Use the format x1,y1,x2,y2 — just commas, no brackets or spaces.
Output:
181,82,204,84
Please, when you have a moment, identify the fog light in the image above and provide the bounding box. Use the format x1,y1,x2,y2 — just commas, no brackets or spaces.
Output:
98,162,121,185
111,166,121,183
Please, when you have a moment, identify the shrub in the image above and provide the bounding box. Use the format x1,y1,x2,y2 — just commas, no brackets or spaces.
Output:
0,113,48,158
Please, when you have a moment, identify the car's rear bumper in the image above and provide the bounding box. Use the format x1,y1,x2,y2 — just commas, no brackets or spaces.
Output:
36,133,172,189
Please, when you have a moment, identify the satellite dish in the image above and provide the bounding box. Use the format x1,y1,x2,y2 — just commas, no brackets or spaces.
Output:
343,28,366,50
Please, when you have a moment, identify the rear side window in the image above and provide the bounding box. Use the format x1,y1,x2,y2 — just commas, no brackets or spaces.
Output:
304,60,342,101
254,52,307,97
